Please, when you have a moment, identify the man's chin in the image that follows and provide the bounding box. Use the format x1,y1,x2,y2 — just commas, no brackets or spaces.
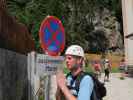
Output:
67,65,78,71
70,67,78,72
67,67,72,70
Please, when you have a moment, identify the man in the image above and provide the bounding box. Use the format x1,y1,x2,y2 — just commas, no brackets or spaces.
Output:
56,45,94,100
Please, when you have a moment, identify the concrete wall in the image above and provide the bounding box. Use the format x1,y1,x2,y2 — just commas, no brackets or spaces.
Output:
0,48,28,100
122,0,133,65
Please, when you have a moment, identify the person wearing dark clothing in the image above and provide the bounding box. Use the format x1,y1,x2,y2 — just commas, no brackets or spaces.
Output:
104,59,111,82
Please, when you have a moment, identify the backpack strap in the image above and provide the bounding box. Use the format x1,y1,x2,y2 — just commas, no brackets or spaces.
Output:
75,71,89,93
75,72,101,100
66,71,98,99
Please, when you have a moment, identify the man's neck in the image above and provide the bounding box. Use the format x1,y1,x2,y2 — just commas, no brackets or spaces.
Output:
71,67,82,77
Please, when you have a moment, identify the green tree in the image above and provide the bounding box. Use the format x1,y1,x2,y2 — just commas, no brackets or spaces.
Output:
7,0,66,51
6,0,122,53
87,30,109,53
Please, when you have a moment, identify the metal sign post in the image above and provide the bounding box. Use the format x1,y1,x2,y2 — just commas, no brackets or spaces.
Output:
28,16,65,100
28,52,64,100
28,52,40,100
44,75,50,100
35,15,65,100
36,53,64,100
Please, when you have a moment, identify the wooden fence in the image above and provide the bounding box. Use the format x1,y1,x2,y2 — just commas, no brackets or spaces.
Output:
0,48,28,100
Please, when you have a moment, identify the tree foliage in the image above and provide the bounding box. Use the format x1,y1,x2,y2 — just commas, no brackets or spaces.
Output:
6,0,122,53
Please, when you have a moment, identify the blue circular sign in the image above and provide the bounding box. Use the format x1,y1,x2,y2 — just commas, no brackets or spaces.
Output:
39,16,65,56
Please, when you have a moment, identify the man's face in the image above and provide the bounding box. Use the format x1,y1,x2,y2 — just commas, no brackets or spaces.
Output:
65,55,80,70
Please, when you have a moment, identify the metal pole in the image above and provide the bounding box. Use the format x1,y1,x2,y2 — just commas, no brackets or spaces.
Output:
27,53,31,100
44,75,51,100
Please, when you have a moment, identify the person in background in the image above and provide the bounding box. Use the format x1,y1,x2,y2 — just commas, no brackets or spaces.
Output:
119,58,127,78
56,45,94,100
104,59,111,82
93,60,102,78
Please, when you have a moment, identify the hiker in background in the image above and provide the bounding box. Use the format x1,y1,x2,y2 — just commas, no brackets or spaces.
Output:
93,60,102,78
56,45,94,100
119,58,127,78
104,59,111,82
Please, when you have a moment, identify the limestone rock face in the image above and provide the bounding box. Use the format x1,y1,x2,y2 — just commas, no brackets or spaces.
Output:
93,8,124,53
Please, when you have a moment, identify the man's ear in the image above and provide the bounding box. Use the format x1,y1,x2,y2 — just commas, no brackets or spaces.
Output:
76,58,82,64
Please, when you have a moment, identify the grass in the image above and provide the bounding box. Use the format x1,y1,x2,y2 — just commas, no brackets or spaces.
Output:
63,67,70,74
39,95,44,100
85,66,120,73
119,76,125,80
63,64,120,74
85,53,124,68
111,67,120,73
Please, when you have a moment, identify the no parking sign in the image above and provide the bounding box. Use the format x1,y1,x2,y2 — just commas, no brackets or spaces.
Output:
39,16,65,56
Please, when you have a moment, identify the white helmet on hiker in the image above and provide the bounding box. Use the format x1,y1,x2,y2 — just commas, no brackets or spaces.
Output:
65,45,84,57
105,59,109,62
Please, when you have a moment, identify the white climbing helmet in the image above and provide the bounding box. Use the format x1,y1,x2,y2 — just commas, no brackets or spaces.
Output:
105,59,109,62
65,45,84,57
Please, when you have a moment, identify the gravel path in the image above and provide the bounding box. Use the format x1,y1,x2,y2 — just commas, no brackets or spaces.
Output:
101,73,133,100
